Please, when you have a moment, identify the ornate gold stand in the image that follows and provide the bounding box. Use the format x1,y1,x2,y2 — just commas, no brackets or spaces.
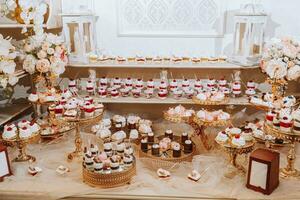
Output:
264,124,300,179
215,139,255,178
65,113,103,161
2,131,40,162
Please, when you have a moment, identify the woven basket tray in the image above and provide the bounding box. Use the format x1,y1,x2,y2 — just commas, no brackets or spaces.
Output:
82,161,136,188
163,111,191,123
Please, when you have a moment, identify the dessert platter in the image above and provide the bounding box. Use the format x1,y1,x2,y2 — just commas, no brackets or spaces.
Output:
192,109,231,127
163,105,195,123
139,129,195,165
264,107,300,178
215,126,255,178
90,115,153,144
82,135,136,187
1,120,41,162
45,96,105,160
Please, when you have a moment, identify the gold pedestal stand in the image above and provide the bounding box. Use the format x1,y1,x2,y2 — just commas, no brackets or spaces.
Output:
265,124,300,179
65,113,103,161
215,139,255,178
2,131,40,162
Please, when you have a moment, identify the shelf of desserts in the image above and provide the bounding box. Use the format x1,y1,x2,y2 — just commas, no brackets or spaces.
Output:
70,54,259,69
62,77,260,106
139,130,195,163
1,120,41,162
82,136,136,188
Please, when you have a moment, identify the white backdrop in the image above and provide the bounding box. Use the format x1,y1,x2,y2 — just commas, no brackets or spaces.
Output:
61,0,300,57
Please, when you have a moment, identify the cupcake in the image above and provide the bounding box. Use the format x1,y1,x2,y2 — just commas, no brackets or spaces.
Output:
141,138,148,152
159,81,168,90
28,92,39,102
147,132,154,143
62,89,73,99
218,78,227,88
181,132,188,144
172,143,181,157
280,116,293,132
84,153,94,170
169,80,178,92
207,78,215,89
110,156,120,171
231,135,246,147
55,104,64,117
184,89,194,99
232,82,241,96
165,129,173,140
158,89,168,99
99,77,108,88
123,155,133,166
125,77,133,89
84,103,95,118
29,122,40,133
90,144,99,157
17,119,30,128
184,140,193,153
173,89,183,99
93,158,103,173
216,131,228,143
111,89,119,98
84,96,93,104
132,88,141,98
135,78,144,89
19,126,32,139
266,110,277,125
117,142,125,156
120,87,130,97
86,80,95,94
147,79,155,89
182,79,190,89
98,87,107,98
113,77,122,89
144,89,154,99
103,142,112,157
2,126,17,140
151,143,160,156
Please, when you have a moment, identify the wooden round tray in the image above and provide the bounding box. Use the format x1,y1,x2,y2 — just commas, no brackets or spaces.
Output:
82,161,136,188
139,135,195,163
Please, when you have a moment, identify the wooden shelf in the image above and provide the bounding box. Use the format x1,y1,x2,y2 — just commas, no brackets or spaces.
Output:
92,96,250,105
68,61,259,69
0,102,32,127
0,24,47,28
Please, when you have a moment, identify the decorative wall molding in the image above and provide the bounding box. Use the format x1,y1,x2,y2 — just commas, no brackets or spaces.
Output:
117,0,227,37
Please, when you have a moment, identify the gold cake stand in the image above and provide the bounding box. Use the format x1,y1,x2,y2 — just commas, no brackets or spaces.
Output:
65,112,103,161
215,138,255,178
192,96,229,105
1,130,40,162
264,124,300,179
82,159,137,188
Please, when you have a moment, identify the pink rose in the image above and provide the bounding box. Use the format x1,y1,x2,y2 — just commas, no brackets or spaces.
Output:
36,59,50,73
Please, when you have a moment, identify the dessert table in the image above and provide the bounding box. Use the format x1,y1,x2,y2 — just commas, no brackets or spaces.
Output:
1,124,300,200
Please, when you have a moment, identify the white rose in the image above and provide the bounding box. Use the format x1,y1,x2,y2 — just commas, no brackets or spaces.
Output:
287,65,300,81
1,61,16,74
8,75,19,86
37,50,47,59
36,58,50,73
41,42,50,51
24,44,33,52
23,55,36,74
55,46,62,54
51,61,65,75
49,56,58,64
265,59,287,79
0,78,8,89
47,48,55,55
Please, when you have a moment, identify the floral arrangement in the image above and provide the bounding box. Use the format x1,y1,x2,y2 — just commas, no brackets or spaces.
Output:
0,34,18,89
22,33,68,86
0,0,48,35
261,37,300,81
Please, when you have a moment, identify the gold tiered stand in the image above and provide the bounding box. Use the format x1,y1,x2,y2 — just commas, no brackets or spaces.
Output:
65,112,103,161
264,124,300,178
1,130,40,162
215,138,255,178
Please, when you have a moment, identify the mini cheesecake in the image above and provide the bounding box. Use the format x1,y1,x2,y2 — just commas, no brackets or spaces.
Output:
169,80,178,92
182,79,190,89
135,78,144,89
194,79,202,90
111,89,119,98
147,79,155,89
232,82,241,96
159,81,168,90
218,78,227,88
86,80,95,94
158,89,168,99
99,77,108,88
113,77,122,88
125,77,133,89
98,87,107,98
280,116,293,132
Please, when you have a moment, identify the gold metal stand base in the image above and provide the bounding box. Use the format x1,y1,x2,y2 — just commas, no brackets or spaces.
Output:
67,150,83,161
280,168,300,179
13,154,36,162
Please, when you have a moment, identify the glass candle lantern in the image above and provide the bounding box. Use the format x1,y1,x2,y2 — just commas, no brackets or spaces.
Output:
232,4,267,66
61,14,97,63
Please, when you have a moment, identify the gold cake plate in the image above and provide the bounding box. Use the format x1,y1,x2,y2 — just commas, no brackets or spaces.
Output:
163,111,192,123
1,131,40,162
82,161,136,188
192,115,231,127
192,96,229,105
264,123,300,179
215,138,255,179
139,135,195,169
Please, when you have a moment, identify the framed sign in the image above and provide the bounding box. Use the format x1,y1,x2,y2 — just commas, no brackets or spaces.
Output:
0,144,12,181
246,148,279,195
